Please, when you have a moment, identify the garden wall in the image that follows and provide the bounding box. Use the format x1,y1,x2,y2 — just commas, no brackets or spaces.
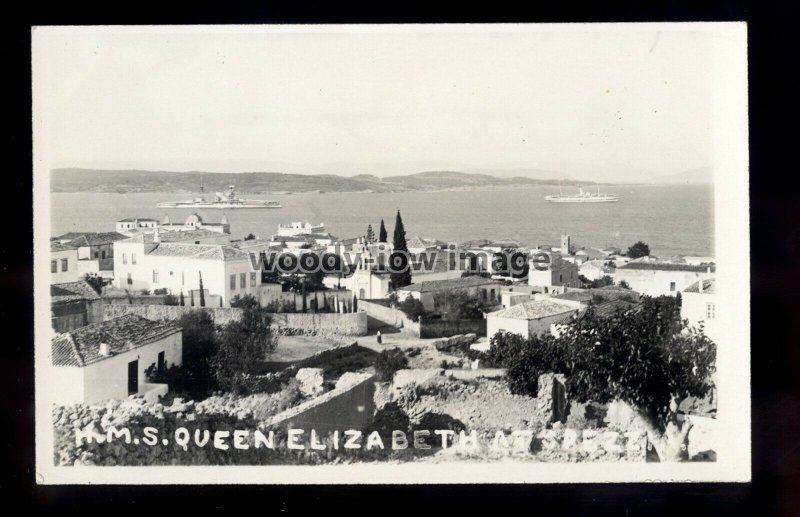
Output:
103,305,368,336
419,319,486,338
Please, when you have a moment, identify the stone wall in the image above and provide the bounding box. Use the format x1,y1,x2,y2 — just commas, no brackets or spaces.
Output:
103,305,368,336
264,372,377,435
420,318,487,338
359,299,421,336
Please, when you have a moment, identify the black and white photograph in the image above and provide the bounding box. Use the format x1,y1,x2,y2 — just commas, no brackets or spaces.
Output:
32,23,750,483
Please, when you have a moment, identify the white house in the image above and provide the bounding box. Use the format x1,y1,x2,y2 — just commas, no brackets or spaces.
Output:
50,242,80,284
50,314,182,405
396,276,504,312
486,299,580,339
116,217,159,233
528,251,581,293
681,278,718,343
615,262,715,297
579,259,616,282
113,235,260,306
277,221,325,237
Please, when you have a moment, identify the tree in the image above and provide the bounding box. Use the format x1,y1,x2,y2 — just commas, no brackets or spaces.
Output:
199,272,206,307
398,295,427,321
579,274,614,289
489,295,716,461
366,224,375,243
230,294,260,309
163,293,179,306
618,279,631,289
379,219,388,243
627,241,651,259
173,310,220,396
244,233,256,241
211,307,278,394
432,288,488,320
83,273,104,295
190,290,195,306
390,210,412,289
179,291,185,306
374,349,409,382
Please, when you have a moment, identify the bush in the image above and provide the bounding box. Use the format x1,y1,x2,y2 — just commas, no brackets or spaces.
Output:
211,307,279,395
153,288,169,295
230,294,260,309
374,349,409,382
163,294,179,306
398,295,427,321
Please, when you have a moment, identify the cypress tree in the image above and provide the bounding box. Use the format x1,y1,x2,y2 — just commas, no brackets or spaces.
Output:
379,219,388,243
190,290,195,307
366,224,375,243
199,272,206,307
180,291,185,306
391,210,412,289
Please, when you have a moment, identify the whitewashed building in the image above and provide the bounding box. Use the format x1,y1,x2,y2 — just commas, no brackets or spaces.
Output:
615,262,715,297
113,235,260,306
50,314,182,405
50,242,80,284
486,299,580,339
681,278,718,343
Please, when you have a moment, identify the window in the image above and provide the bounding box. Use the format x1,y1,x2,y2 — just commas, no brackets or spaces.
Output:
94,251,99,258
250,272,256,287
669,282,676,292
127,273,132,285
240,273,246,289
51,260,57,273
230,274,236,290
122,253,127,264
480,290,487,301
706,303,716,320
490,288,496,301
61,258,68,272
152,269,159,283
101,250,107,259
131,253,137,265
170,270,174,276
559,273,563,283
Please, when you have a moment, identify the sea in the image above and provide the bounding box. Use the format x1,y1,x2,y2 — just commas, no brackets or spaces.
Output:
49,185,714,257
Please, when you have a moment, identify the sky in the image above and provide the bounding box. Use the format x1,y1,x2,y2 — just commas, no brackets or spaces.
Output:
33,25,716,182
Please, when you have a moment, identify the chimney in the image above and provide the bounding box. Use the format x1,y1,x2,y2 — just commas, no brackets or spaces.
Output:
99,343,110,356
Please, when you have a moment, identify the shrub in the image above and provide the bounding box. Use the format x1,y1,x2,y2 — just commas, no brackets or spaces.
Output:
163,293,179,306
398,295,427,321
211,307,278,395
374,349,409,382
230,294,260,309
153,288,169,295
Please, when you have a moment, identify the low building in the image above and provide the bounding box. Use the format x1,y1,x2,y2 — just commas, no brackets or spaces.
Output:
113,235,260,306
159,213,230,235
551,285,640,306
50,314,182,405
51,280,104,332
63,232,129,279
615,262,715,297
396,276,504,312
115,217,159,233
277,221,325,237
486,299,580,339
681,278,718,343
528,251,581,293
579,259,616,282
50,241,80,284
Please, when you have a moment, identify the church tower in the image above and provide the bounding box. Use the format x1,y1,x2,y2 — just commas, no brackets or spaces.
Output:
560,233,571,255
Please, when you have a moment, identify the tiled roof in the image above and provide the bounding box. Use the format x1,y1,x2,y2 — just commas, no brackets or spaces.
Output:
145,242,250,261
51,280,101,302
54,232,87,241
618,262,715,273
683,278,716,294
400,275,503,293
590,299,639,318
117,217,158,223
67,232,129,247
128,229,229,244
51,314,180,367
51,241,76,252
490,299,578,320
553,287,638,304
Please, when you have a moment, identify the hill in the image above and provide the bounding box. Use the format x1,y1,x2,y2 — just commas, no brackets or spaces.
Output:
50,168,574,194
